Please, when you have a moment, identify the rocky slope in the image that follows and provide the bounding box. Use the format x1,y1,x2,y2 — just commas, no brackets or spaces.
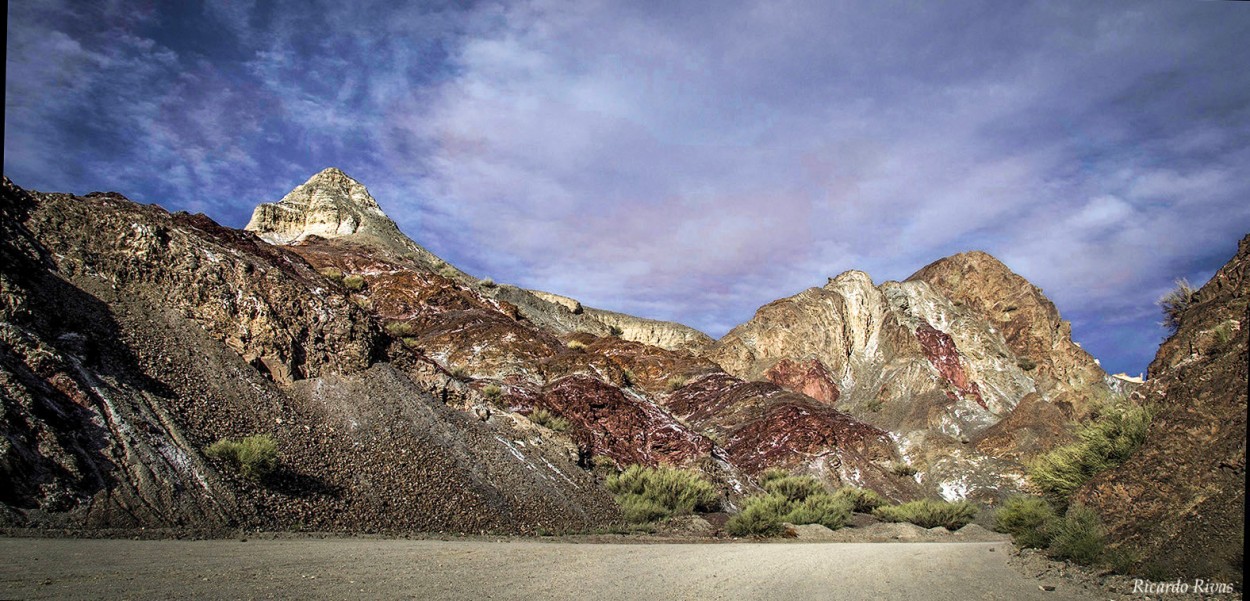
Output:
709,260,1124,502
1075,236,1247,584
0,176,617,534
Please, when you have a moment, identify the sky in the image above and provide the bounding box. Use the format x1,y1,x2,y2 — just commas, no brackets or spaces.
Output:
6,0,1250,376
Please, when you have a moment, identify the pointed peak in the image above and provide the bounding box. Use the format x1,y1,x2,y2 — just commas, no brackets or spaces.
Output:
825,269,875,289
906,250,1014,283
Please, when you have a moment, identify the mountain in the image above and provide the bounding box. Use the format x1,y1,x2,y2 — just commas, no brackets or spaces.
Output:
1075,236,1247,583
708,259,1124,502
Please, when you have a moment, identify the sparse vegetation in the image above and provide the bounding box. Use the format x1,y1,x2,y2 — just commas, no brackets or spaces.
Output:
205,434,278,481
342,274,366,291
449,366,470,380
832,487,887,513
608,325,624,337
1047,504,1106,565
761,473,826,501
621,370,636,388
529,409,571,432
1017,357,1037,371
1212,320,1237,345
318,267,344,283
890,461,918,477
605,465,720,523
666,375,689,391
1159,278,1196,334
400,337,420,349
864,398,884,413
727,473,854,536
1029,403,1152,507
566,339,587,351
482,384,502,400
385,321,417,337
479,277,496,288
725,494,789,537
994,496,1058,549
873,498,977,530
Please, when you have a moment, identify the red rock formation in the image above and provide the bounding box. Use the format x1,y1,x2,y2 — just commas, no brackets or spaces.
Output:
914,322,986,409
762,358,840,404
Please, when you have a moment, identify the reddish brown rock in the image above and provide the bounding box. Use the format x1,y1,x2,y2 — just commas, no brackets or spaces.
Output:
762,358,840,405
914,322,986,409
1075,235,1248,584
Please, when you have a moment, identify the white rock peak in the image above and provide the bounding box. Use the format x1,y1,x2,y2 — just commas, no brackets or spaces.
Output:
242,168,444,267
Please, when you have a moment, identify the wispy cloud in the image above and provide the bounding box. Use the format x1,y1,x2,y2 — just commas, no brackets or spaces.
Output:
6,0,1249,374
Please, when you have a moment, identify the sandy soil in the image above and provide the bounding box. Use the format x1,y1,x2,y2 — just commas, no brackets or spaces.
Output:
0,536,1100,601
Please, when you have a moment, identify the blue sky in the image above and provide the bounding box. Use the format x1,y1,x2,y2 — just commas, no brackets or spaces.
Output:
7,0,1250,376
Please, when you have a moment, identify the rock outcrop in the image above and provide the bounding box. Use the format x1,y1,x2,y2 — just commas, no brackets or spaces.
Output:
1076,236,1247,584
709,261,1123,501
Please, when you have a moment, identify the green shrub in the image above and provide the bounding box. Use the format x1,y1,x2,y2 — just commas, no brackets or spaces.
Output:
205,434,278,481
342,274,366,291
479,277,496,288
890,461,918,477
608,325,624,337
529,409,571,432
784,494,852,530
994,496,1058,549
482,384,502,400
873,499,978,530
832,487,887,513
605,465,720,523
566,339,587,351
762,474,825,501
1047,505,1106,565
757,468,790,486
726,494,789,537
666,375,689,391
616,494,671,524
318,267,344,283
1030,403,1152,507
385,321,417,337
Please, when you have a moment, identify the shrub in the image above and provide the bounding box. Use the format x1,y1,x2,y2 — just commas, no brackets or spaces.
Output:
608,325,624,337
449,366,470,380
529,409,570,432
385,321,417,337
726,494,789,537
832,487,887,513
1029,403,1152,507
342,274,366,291
479,277,496,288
400,337,420,349
994,496,1058,549
666,375,689,391
318,267,344,283
1047,505,1106,565
605,465,720,523
762,474,825,501
482,384,502,400
1159,278,1196,334
1017,357,1037,371
566,339,586,350
205,434,278,481
873,499,978,530
890,461,918,477
784,494,852,530
620,370,636,388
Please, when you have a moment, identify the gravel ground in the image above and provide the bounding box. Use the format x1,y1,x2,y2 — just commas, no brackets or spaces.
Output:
0,536,1100,601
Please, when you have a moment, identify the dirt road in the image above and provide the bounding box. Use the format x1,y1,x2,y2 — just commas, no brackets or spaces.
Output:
0,537,1097,600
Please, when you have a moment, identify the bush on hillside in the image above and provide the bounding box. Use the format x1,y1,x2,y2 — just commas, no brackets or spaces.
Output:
205,434,278,481
725,494,790,537
873,498,978,530
529,409,570,432
1159,278,1196,334
605,465,720,523
832,487,888,513
1047,505,1107,565
1029,403,1152,507
342,274,366,291
761,474,826,501
994,496,1058,549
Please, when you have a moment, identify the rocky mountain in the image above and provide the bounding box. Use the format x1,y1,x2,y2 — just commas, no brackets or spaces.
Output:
1075,236,1247,583
709,258,1124,502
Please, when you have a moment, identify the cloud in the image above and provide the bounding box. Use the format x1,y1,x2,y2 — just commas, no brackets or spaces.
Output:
6,0,1250,375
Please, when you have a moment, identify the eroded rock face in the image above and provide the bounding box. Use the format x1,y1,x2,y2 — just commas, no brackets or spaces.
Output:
0,177,618,534
1075,235,1248,584
708,258,1120,500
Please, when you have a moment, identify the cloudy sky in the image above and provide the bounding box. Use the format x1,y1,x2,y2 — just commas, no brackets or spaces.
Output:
7,0,1249,375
